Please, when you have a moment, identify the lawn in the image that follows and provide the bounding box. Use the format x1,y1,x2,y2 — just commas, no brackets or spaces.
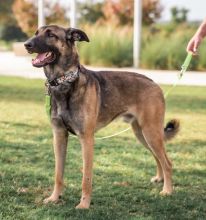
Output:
0,76,206,220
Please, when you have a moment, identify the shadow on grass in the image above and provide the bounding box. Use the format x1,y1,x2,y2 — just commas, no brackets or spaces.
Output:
166,95,206,112
1,136,206,219
1,120,41,129
0,80,206,112
0,84,44,103
2,165,204,220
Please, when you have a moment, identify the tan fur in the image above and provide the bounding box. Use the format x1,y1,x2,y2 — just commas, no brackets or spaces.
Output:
24,25,180,209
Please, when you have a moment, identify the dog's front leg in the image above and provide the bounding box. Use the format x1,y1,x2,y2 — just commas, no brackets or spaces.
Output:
44,121,68,204
76,134,94,209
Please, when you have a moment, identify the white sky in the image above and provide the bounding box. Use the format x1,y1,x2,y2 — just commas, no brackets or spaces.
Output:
160,0,205,21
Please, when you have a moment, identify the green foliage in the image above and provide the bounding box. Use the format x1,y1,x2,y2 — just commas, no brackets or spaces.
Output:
0,0,15,25
77,23,205,70
140,23,206,70
141,28,188,70
79,2,104,24
142,0,163,25
78,25,133,67
1,24,27,41
197,42,206,70
0,76,206,219
171,7,189,24
0,0,25,42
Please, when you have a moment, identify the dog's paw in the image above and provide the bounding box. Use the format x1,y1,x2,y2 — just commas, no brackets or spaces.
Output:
160,190,172,196
150,176,164,183
75,197,91,209
43,195,60,204
75,202,90,209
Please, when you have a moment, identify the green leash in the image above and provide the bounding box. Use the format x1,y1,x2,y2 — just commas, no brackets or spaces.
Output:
44,53,193,139
164,52,193,98
45,94,51,120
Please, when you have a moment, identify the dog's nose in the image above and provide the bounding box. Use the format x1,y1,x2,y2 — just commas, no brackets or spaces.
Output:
24,40,34,49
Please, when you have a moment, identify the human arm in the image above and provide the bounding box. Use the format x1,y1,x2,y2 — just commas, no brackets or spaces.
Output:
187,18,206,54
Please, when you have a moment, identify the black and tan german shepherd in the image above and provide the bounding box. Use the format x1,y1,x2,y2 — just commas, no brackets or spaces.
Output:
24,25,179,209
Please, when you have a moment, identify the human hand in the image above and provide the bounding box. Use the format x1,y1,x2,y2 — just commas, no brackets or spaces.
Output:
186,34,203,55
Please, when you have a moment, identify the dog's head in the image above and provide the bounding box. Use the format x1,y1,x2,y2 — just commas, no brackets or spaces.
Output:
24,25,89,68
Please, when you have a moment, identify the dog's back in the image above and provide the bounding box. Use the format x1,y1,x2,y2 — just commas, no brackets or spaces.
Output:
79,66,165,130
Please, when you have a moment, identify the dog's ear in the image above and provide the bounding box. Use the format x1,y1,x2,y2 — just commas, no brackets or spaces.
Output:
66,28,89,43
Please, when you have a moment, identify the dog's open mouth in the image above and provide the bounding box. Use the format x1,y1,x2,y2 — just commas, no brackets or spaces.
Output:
32,52,56,67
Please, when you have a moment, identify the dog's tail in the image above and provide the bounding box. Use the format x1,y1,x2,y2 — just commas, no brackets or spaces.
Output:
164,119,180,141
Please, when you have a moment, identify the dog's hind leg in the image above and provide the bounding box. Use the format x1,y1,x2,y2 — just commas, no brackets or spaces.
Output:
131,120,163,183
141,121,173,195
44,119,68,204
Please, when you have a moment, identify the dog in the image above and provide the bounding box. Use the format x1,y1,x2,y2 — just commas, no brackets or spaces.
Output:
24,25,179,209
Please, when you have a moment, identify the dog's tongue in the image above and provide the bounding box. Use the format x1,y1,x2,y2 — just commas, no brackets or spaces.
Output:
36,52,48,61
32,52,52,66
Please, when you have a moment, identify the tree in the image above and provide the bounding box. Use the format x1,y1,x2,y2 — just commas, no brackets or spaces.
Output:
103,0,134,25
1,25,27,41
181,8,189,23
12,0,67,36
0,0,27,41
45,3,67,26
102,0,162,26
0,0,15,25
171,7,189,24
12,0,37,36
79,2,104,24
142,0,162,25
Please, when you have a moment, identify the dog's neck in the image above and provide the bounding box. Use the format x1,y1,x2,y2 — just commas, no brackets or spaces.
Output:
43,46,80,82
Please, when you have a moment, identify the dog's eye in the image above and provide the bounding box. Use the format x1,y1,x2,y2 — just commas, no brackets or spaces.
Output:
47,32,56,38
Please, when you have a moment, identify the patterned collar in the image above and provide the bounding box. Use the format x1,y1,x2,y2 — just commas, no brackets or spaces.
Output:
47,68,79,87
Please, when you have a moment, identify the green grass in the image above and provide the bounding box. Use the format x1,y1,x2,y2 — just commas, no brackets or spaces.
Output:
0,76,206,220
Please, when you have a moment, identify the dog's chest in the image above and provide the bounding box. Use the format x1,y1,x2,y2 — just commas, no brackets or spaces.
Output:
51,92,83,135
